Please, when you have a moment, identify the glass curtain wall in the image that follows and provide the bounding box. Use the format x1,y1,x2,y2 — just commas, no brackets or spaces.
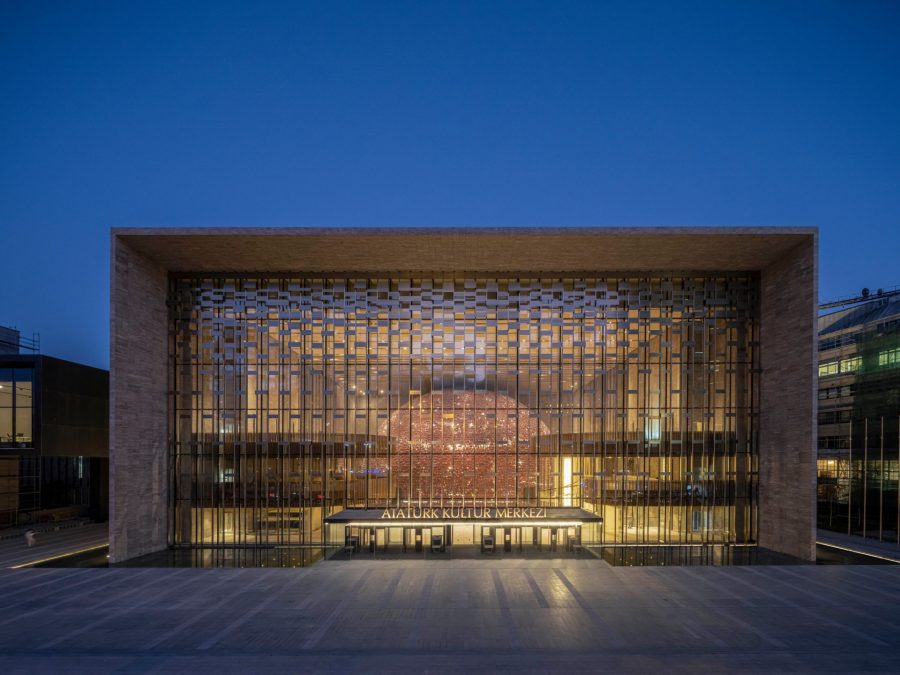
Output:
818,418,900,542
170,276,759,548
0,368,33,447
0,367,36,528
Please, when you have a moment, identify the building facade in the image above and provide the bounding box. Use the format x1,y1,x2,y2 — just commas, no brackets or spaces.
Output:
0,333,109,529
109,227,817,562
817,290,900,540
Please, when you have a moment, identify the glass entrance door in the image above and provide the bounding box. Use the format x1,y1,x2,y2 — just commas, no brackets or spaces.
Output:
451,524,475,545
403,527,424,552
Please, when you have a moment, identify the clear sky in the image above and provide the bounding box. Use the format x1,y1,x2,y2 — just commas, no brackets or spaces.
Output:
1,1,898,369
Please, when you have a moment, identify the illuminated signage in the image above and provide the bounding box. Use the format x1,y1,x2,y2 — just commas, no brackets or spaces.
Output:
380,507,547,520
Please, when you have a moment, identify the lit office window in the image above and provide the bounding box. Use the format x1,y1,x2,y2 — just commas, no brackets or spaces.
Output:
0,369,11,444
0,368,33,446
818,362,839,377
877,346,900,368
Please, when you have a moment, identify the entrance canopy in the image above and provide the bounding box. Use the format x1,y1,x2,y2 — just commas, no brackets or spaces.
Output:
325,507,601,527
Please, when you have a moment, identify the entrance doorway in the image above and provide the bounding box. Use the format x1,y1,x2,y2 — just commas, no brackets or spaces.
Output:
336,521,585,557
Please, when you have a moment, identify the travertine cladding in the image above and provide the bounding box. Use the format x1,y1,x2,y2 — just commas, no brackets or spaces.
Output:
109,227,818,562
109,237,168,563
758,239,818,561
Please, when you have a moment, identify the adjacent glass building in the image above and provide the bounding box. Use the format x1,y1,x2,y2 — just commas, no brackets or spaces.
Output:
817,291,900,541
110,228,817,562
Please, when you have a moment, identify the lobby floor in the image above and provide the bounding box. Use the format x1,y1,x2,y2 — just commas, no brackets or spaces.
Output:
2,558,900,673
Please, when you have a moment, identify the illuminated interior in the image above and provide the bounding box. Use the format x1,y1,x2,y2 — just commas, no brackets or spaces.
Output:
379,390,546,503
170,276,759,549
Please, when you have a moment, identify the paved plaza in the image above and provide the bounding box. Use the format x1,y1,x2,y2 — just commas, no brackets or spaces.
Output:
1,557,900,673
0,523,107,569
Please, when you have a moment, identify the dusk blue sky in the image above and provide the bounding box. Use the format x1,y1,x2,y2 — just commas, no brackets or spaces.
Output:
1,1,898,369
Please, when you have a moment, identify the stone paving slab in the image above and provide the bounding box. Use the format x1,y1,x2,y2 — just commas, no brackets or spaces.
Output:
817,528,900,561
0,559,899,673
0,523,108,568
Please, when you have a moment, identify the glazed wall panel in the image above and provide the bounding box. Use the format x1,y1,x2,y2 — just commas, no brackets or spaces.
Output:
170,276,759,547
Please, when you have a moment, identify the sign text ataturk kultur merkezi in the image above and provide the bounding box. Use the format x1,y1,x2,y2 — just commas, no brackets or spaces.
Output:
380,506,547,520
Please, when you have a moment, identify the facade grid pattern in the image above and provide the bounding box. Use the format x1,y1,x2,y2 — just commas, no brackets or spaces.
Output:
170,275,759,549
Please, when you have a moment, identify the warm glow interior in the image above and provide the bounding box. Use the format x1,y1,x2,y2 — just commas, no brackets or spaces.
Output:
170,276,759,548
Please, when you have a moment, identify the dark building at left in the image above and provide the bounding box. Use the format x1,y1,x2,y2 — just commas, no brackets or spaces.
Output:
0,326,108,529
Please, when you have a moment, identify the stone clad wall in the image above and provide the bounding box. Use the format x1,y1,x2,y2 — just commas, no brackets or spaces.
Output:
109,235,168,563
108,227,818,562
758,238,818,560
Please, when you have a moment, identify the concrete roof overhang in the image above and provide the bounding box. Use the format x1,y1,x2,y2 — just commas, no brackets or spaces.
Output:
112,226,816,274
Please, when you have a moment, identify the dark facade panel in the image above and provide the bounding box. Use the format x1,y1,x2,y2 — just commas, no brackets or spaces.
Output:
0,355,108,528
0,355,108,457
38,357,108,458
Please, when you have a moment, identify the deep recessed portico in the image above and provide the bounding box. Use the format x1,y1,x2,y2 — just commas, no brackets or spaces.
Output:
109,227,818,563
